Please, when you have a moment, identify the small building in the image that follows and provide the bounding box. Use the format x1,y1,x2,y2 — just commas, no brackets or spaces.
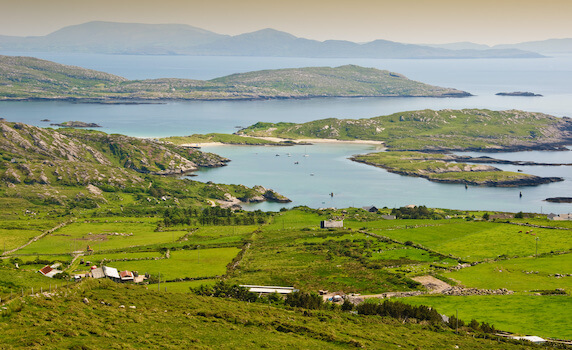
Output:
103,266,121,281
362,206,378,213
321,220,343,228
120,270,134,282
91,267,105,279
548,213,572,221
38,265,62,278
240,285,298,296
381,215,396,220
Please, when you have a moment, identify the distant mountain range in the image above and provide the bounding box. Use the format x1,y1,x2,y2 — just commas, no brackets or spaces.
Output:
426,39,572,54
0,21,560,58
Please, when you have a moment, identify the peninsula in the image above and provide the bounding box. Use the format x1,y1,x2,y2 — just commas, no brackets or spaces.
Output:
0,55,470,101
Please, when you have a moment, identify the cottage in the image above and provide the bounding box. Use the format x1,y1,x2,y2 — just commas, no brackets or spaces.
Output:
120,270,134,282
321,220,343,228
362,206,378,213
38,265,62,278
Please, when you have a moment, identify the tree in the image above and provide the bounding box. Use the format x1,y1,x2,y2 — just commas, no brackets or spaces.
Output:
482,212,490,220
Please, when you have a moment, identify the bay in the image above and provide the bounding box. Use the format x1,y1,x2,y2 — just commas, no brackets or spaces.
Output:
0,52,571,213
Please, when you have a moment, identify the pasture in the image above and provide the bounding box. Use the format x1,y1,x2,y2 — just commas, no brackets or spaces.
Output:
403,294,572,340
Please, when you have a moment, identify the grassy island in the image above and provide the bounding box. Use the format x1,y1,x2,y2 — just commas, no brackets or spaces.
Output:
239,109,572,151
351,151,563,186
0,55,470,101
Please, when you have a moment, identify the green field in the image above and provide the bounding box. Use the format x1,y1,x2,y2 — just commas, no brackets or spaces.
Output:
404,294,572,340
367,221,571,261
110,247,240,281
447,253,572,292
16,219,188,255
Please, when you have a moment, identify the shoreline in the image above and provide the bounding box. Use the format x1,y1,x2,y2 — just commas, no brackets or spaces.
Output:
180,137,385,148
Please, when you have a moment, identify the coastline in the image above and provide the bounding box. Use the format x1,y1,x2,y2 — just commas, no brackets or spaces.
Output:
180,137,385,148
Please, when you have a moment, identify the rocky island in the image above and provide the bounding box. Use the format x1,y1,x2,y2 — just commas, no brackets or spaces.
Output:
496,92,543,97
50,121,102,128
350,151,563,187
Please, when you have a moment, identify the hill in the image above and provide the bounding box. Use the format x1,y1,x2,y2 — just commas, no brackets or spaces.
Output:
238,109,572,151
0,279,540,349
0,21,544,58
0,120,288,208
0,56,470,100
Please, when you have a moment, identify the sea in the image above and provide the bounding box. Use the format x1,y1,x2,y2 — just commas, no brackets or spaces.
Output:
1,51,572,214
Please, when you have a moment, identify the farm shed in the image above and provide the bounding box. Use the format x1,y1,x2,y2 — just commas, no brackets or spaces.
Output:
103,266,121,281
321,220,343,228
240,285,298,295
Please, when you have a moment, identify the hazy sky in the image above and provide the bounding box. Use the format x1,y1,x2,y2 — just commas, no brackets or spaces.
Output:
1,0,571,45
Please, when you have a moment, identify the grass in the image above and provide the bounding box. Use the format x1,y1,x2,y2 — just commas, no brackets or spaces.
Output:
240,109,565,151
16,218,188,255
0,279,537,349
368,221,571,261
403,294,572,340
109,247,240,281
161,133,289,146
352,151,546,186
447,253,572,292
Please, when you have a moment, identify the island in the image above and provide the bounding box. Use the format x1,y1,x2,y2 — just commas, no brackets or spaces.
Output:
238,109,572,152
50,121,102,128
0,55,471,101
496,92,543,97
351,151,563,187
544,197,572,203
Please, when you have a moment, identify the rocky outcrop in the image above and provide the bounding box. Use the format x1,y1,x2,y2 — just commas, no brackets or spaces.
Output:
545,197,572,203
50,121,102,127
496,92,542,97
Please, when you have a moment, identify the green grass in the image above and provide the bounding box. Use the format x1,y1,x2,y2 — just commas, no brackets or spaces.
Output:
0,279,536,349
161,133,288,146
447,253,572,292
240,109,566,151
16,219,188,255
109,247,240,281
161,279,217,293
403,294,572,340
352,151,543,186
369,221,571,261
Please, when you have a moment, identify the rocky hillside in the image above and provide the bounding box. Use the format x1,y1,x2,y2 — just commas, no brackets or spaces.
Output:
0,121,228,186
239,109,572,151
0,55,470,100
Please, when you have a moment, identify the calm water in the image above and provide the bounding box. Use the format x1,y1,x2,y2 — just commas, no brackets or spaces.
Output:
1,53,571,213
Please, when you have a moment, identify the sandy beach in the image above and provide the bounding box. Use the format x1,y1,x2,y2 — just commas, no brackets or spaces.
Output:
181,136,384,148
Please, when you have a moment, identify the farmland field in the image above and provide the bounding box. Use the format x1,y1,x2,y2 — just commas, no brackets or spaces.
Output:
403,294,572,340
446,253,572,292
109,247,240,281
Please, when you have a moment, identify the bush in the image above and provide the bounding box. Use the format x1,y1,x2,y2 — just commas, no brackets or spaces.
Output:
285,291,323,309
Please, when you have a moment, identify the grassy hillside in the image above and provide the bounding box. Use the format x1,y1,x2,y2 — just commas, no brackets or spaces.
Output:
239,109,572,151
0,279,538,349
0,55,470,100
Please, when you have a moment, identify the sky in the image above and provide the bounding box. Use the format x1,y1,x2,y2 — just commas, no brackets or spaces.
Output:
1,0,571,45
